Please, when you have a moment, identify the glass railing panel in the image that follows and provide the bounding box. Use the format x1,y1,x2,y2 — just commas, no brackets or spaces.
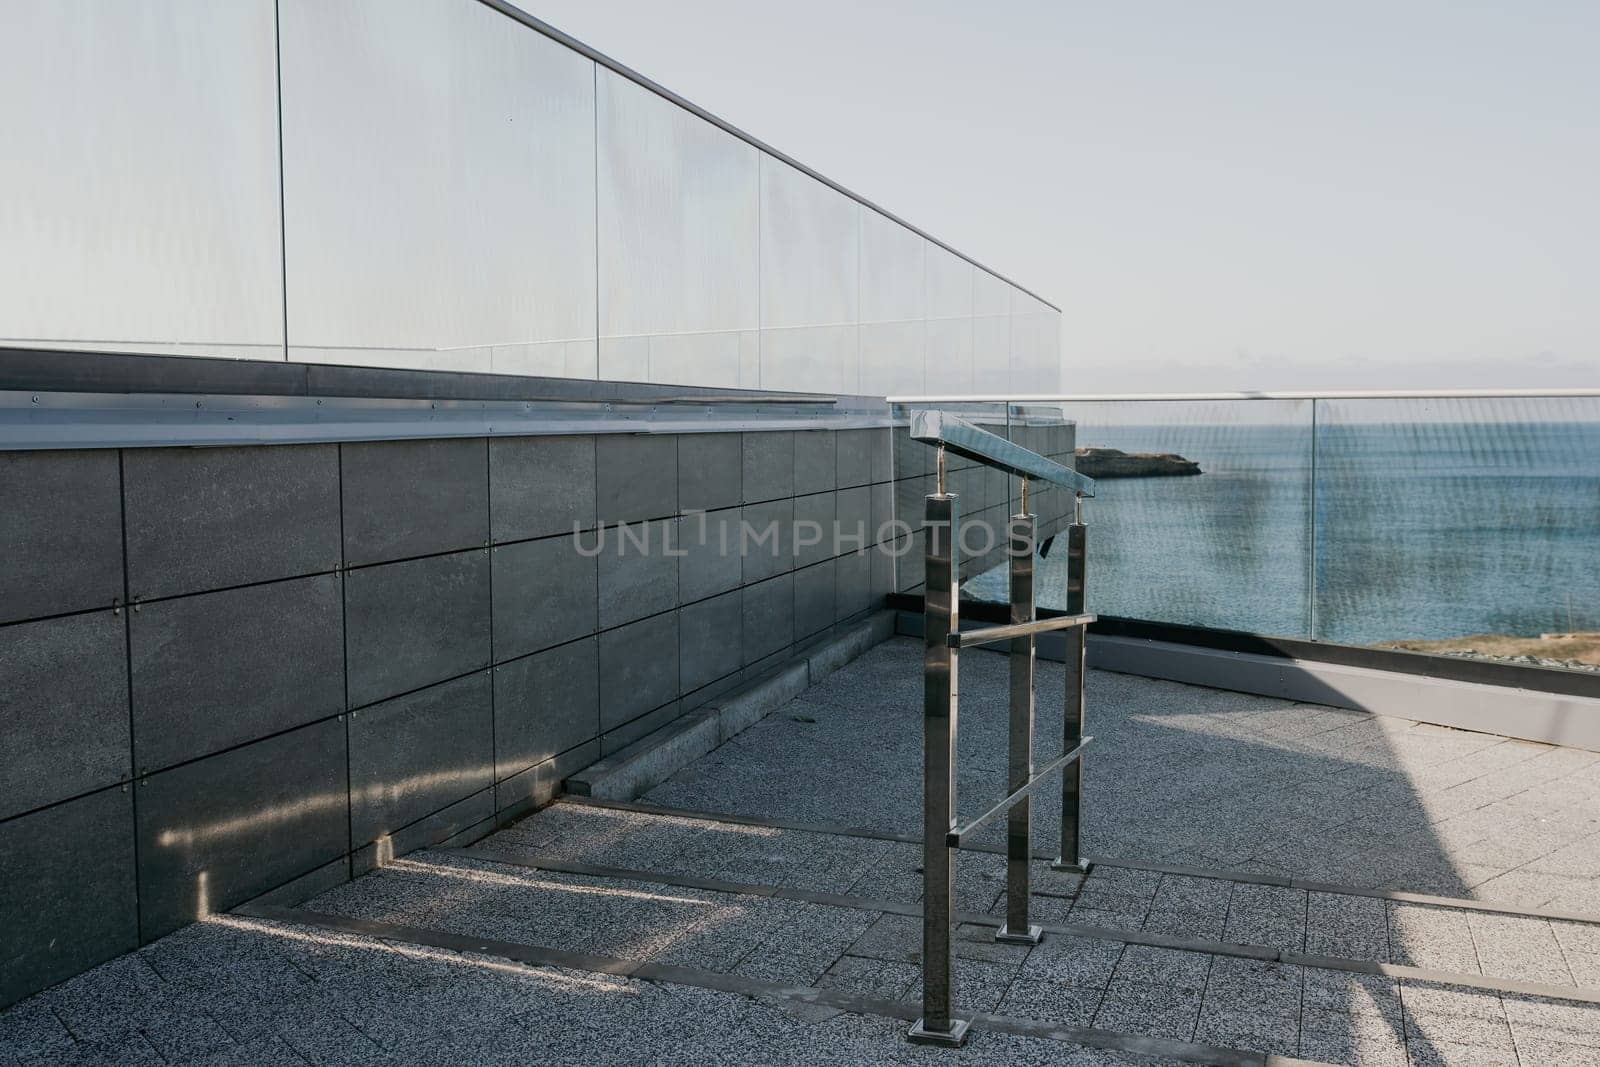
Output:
0,2,283,360
278,0,598,376
1313,397,1600,671
963,399,1314,637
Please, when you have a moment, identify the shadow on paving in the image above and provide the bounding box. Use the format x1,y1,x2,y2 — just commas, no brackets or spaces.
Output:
634,635,1600,1065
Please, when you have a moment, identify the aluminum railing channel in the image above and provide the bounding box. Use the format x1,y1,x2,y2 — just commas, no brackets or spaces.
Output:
947,613,1098,649
908,410,1096,496
945,740,1093,850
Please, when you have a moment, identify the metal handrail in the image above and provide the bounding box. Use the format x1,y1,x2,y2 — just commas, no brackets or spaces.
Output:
946,739,1093,848
891,388,1600,402
908,410,1095,495
907,409,1092,1049
947,612,1096,649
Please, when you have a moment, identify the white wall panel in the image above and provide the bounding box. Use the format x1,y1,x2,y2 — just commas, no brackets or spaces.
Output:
0,1,283,359
597,68,758,386
279,0,596,373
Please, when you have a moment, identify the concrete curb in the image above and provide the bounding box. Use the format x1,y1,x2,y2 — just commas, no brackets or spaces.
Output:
567,610,895,801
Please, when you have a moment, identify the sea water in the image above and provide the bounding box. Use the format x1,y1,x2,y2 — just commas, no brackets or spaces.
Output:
965,419,1600,646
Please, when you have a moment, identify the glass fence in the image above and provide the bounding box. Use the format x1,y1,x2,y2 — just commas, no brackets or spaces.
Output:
0,0,1061,395
896,395,1600,677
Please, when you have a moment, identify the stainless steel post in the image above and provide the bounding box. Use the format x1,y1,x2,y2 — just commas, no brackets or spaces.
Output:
997,496,1042,945
1053,495,1089,873
908,488,970,1046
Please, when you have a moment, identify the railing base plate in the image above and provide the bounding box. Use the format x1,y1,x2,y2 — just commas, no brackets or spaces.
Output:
908,1017,972,1047
1051,857,1090,874
995,923,1042,945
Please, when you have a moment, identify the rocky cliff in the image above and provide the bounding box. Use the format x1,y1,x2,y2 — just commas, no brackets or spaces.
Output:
1074,447,1202,478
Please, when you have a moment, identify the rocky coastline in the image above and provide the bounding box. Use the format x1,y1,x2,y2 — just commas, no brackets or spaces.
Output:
1073,447,1202,478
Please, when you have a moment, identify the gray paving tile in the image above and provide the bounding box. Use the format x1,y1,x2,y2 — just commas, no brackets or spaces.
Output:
1307,890,1389,961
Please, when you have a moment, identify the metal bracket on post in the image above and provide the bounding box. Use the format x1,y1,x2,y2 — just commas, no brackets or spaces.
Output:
996,482,1042,946
909,479,971,1048
1053,492,1090,874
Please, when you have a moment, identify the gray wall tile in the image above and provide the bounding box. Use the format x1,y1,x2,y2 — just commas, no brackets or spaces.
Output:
348,672,494,847
741,431,793,503
741,499,793,583
742,574,793,664
494,636,598,779
124,444,341,600
492,535,597,661
0,611,129,820
793,430,837,495
795,558,836,640
836,486,872,554
676,507,742,604
346,550,490,707
793,491,835,567
596,435,677,523
597,518,678,629
871,482,895,544
341,438,488,566
835,549,872,621
130,574,344,772
352,788,494,876
598,612,678,732
495,740,598,818
0,450,123,624
136,718,348,940
600,699,682,755
0,788,137,1010
677,433,741,512
490,435,596,542
872,537,898,601
835,428,871,490
869,427,894,484
679,590,742,693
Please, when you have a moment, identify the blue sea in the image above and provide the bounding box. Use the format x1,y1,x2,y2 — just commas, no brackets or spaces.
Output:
967,419,1600,645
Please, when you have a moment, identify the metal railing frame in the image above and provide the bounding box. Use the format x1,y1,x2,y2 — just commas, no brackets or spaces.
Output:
905,411,1096,1048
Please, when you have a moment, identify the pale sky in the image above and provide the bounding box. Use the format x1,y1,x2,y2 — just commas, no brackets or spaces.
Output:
522,0,1597,393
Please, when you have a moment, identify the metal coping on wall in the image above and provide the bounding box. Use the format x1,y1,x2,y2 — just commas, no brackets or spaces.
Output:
885,593,1600,701
472,0,1061,314
0,347,916,449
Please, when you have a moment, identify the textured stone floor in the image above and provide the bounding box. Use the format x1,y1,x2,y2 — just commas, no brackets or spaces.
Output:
8,636,1600,1066
649,639,1600,912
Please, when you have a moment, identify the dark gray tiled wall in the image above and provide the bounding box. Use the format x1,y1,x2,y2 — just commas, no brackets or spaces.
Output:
0,789,137,1009
1,611,129,819
0,450,122,624
348,672,494,847
135,717,349,941
0,422,919,1009
341,438,488,565
122,443,341,600
129,574,344,771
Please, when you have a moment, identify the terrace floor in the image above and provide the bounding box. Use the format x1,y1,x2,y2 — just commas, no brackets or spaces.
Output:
6,638,1600,1066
